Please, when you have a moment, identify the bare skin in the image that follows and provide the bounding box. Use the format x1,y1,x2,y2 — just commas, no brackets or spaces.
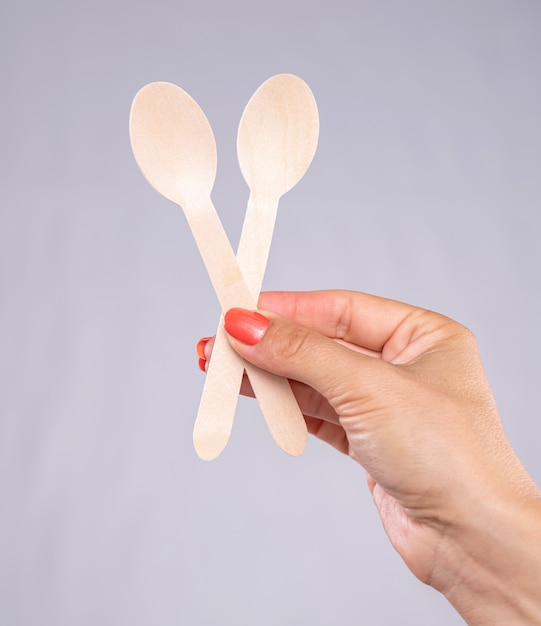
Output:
199,290,541,625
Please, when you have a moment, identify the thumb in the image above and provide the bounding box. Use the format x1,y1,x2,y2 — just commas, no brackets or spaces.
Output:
223,307,386,407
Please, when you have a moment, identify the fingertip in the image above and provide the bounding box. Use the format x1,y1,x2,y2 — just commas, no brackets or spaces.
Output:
224,308,270,345
196,337,211,359
196,336,215,361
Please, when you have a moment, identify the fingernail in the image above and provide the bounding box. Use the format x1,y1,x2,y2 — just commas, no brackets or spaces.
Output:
224,308,270,345
198,357,207,372
196,337,211,360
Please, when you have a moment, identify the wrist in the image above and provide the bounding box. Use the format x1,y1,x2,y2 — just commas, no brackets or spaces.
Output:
433,484,541,625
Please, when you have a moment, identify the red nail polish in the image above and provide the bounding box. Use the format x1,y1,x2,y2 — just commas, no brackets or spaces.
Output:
198,357,207,372
196,337,211,359
224,308,270,345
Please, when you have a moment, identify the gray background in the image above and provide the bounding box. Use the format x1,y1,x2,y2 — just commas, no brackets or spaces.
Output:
1,1,540,624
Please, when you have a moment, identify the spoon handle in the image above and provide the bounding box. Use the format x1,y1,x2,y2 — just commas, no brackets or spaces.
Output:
187,194,307,460
193,192,308,459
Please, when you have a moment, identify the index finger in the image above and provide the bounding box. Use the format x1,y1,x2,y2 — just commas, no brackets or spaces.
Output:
257,290,427,355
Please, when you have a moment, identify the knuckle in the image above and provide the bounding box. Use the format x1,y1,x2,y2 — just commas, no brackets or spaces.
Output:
268,323,312,362
427,311,478,348
447,319,478,349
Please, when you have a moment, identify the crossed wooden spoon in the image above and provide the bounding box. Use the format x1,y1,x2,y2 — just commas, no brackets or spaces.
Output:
129,75,319,459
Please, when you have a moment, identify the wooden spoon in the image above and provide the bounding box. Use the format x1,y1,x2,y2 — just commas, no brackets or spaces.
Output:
129,81,305,458
193,75,319,459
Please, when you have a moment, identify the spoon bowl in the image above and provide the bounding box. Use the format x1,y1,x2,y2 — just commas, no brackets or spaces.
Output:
238,73,319,200
130,82,217,207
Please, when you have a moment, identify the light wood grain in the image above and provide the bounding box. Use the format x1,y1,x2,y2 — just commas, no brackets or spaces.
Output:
130,81,311,460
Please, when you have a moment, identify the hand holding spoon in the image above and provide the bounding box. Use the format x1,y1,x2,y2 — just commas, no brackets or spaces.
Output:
193,74,319,459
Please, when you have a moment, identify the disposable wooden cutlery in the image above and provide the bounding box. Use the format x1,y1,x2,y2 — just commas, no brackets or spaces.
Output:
129,77,318,459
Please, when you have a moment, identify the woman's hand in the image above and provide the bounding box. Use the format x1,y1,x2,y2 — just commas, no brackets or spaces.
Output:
199,290,541,625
